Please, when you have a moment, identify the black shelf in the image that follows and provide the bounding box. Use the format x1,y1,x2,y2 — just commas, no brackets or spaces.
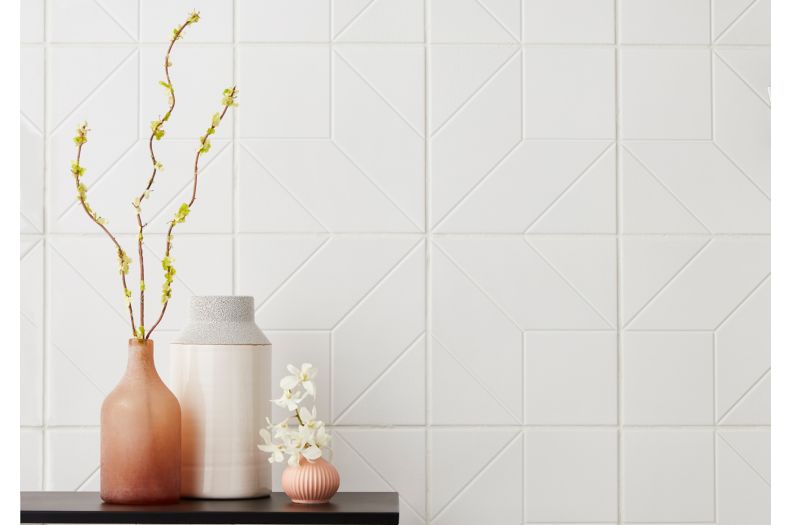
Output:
21,491,399,524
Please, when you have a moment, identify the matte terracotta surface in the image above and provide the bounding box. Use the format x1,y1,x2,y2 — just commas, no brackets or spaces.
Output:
281,458,340,504
100,339,181,504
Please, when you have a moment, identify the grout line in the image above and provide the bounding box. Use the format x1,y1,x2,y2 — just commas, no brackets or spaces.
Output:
41,0,50,490
614,1,623,522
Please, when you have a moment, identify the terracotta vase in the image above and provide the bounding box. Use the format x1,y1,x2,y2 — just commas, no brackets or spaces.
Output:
281,457,340,504
100,339,181,504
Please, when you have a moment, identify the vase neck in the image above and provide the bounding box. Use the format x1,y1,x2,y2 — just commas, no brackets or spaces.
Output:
125,339,159,379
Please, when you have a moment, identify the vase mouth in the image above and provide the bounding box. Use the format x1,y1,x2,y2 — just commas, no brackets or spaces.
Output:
128,338,154,349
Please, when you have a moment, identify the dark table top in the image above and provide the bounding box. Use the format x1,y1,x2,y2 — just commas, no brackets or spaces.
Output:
21,491,399,524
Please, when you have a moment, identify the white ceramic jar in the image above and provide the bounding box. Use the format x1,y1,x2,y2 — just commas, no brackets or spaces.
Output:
170,296,271,499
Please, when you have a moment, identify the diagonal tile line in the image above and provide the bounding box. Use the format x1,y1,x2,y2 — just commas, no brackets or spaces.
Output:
50,48,138,135
430,428,522,521
334,50,424,139
21,238,43,261
433,336,521,424
718,433,770,486
333,332,425,423
21,311,38,328
623,238,713,329
431,48,521,138
713,273,770,332
475,0,520,42
432,137,523,231
75,465,101,491
141,142,233,227
93,0,137,42
433,242,522,331
717,368,770,424
21,111,44,136
523,143,614,233
253,236,332,313
242,144,331,233
333,0,377,40
53,342,107,396
715,52,771,107
332,141,423,232
525,238,615,329
623,146,712,233
21,213,41,233
711,141,771,201
49,243,133,327
335,432,425,518
330,239,424,330
714,0,760,42
56,139,140,222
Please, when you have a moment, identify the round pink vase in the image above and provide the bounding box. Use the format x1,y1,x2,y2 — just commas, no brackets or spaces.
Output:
281,458,340,504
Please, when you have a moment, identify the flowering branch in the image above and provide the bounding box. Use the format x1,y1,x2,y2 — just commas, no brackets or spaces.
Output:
134,10,200,340
145,86,238,340
71,124,137,338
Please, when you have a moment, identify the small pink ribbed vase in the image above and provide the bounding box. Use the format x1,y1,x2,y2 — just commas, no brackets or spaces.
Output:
281,457,340,504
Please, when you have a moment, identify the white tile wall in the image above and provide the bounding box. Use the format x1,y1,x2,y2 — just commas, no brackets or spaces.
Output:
20,0,769,523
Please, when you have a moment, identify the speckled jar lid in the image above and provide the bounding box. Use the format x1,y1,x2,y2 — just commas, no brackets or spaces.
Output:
172,296,271,345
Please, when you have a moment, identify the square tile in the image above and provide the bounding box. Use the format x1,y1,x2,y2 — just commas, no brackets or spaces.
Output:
49,0,138,42
525,332,617,424
240,0,330,42
334,0,424,42
140,0,233,42
621,49,712,139
238,46,331,138
620,0,710,44
524,0,614,43
623,430,715,522
46,429,100,490
524,48,615,139
525,430,618,522
21,240,44,426
429,0,518,43
624,332,714,425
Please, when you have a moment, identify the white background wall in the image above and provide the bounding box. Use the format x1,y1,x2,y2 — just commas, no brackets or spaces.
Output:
20,0,770,523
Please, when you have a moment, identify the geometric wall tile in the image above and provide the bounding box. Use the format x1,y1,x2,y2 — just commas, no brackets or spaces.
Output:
717,278,770,423
21,45,44,234
334,0,424,42
713,0,755,39
240,0,330,42
621,49,711,139
49,0,137,42
625,141,769,233
626,238,769,330
525,332,617,424
715,51,771,195
334,49,425,228
333,242,425,424
717,430,770,525
430,0,518,43
623,430,715,522
524,48,615,139
720,372,770,425
21,239,43,426
242,141,419,232
620,0,710,44
438,141,613,233
623,332,714,425
525,430,618,522
46,429,100,490
716,0,770,44
430,53,521,227
431,430,522,525
523,0,614,43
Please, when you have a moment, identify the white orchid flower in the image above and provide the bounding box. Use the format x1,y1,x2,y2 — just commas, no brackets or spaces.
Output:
298,406,318,428
257,429,285,463
280,363,317,397
273,388,306,411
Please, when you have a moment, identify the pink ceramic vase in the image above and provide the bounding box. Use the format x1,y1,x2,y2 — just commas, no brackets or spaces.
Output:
100,339,181,504
281,457,340,504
